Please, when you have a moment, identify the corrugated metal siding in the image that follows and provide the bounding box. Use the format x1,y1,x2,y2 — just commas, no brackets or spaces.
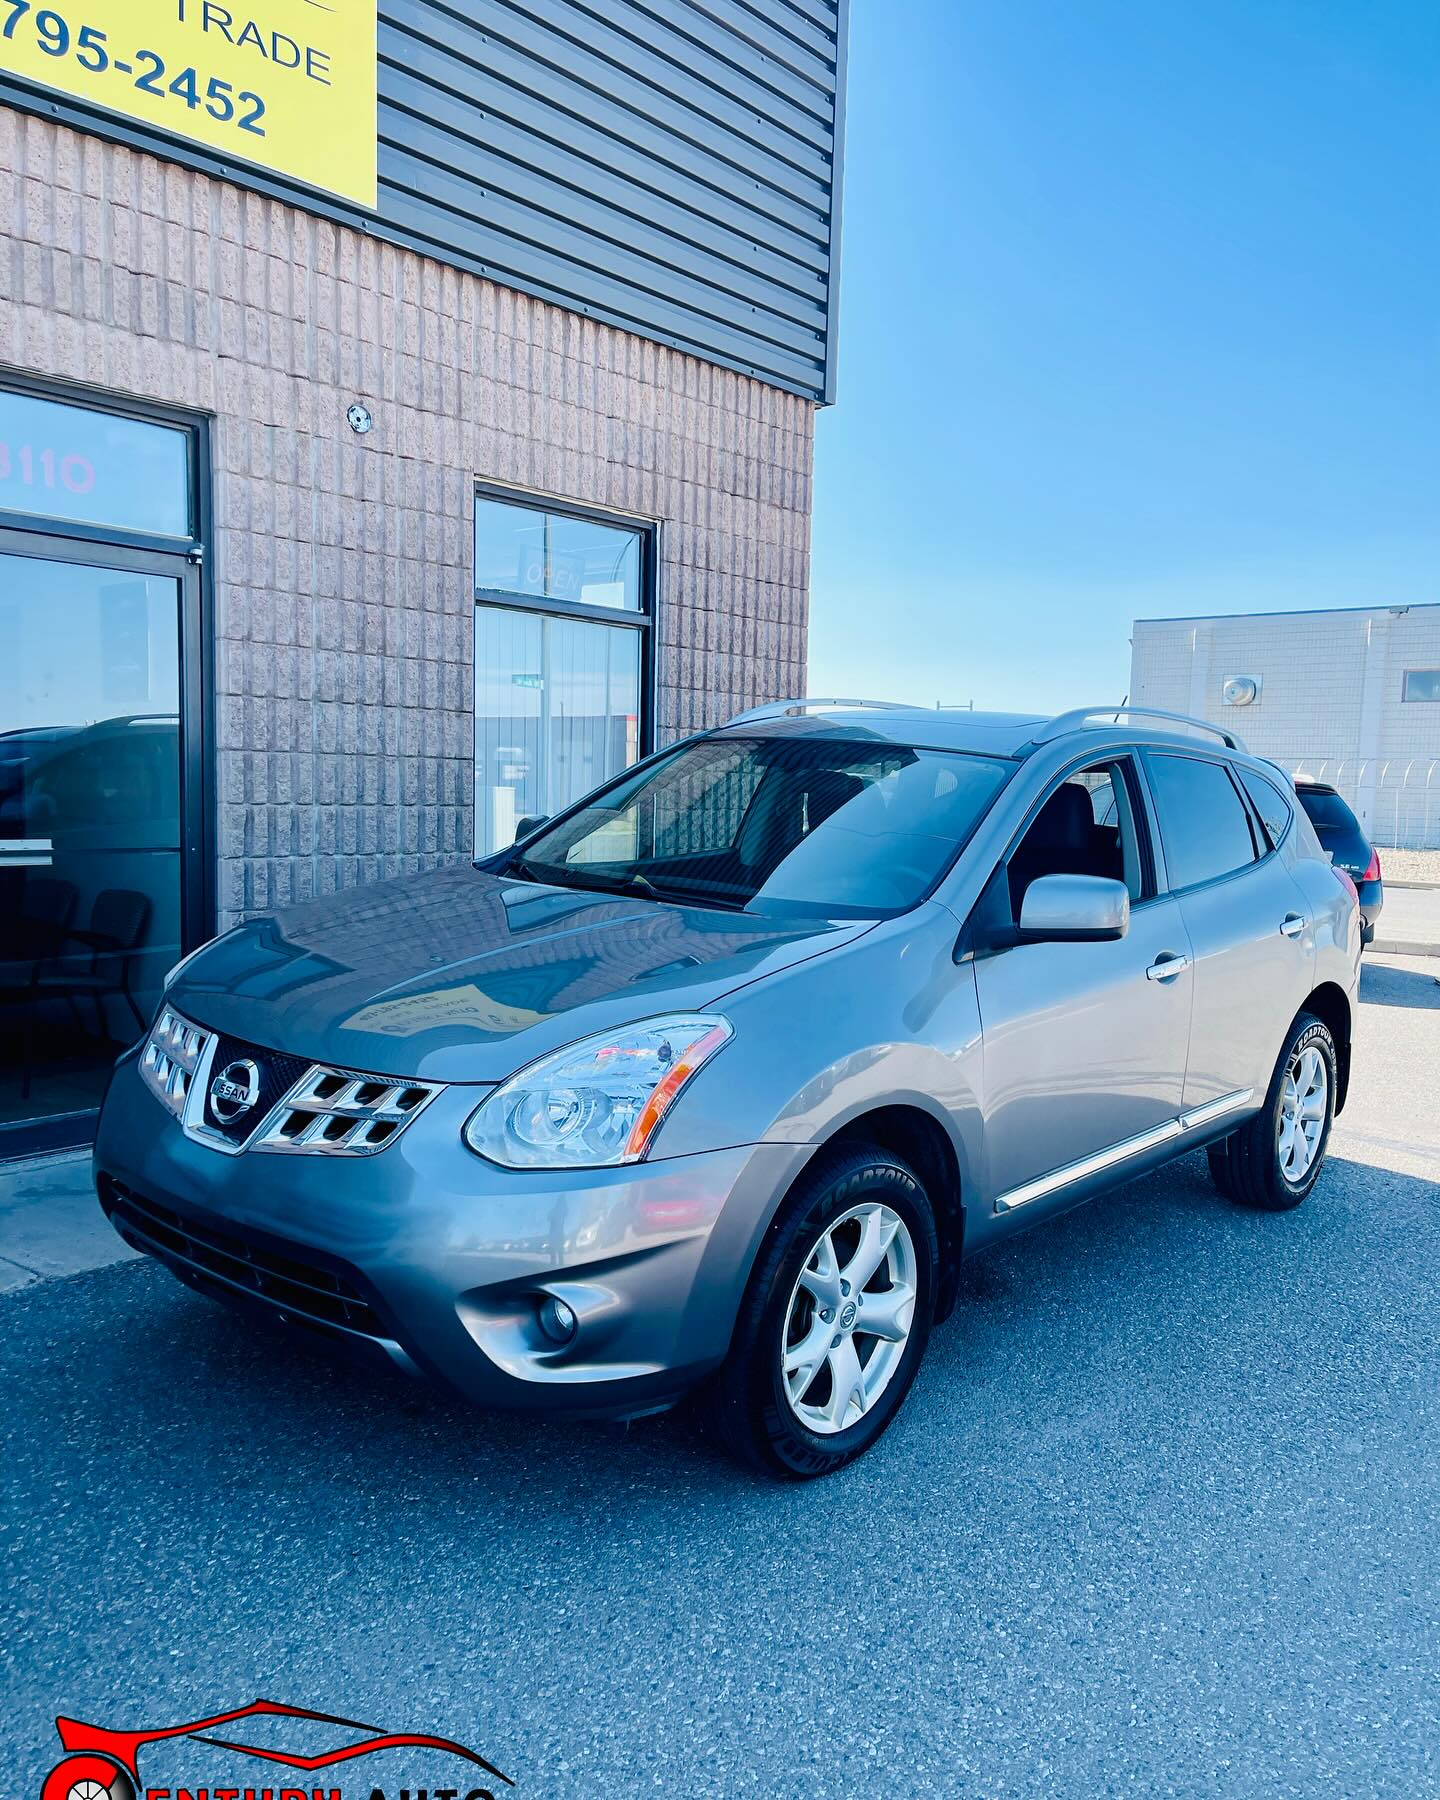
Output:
0,0,846,400
383,0,844,400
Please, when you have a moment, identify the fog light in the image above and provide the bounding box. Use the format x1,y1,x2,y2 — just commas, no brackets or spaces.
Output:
538,1295,577,1345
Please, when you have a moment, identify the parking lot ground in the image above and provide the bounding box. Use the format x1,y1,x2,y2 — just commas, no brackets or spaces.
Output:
3,957,1438,1798
1371,883,1440,956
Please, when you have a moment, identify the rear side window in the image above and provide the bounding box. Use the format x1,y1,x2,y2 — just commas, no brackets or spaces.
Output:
1238,768,1293,850
1147,754,1259,890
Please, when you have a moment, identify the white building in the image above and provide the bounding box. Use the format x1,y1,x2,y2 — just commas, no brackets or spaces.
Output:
1130,604,1440,848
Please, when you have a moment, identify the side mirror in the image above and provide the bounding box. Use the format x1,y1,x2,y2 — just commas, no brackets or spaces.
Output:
513,814,548,842
1018,874,1129,943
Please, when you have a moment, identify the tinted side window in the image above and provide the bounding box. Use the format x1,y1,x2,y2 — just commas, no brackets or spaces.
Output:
1007,760,1148,917
1148,755,1259,890
1238,769,1292,850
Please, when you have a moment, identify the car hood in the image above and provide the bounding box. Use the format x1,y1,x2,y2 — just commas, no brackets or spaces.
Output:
170,864,870,1081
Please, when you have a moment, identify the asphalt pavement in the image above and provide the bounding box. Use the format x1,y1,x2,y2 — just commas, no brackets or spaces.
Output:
4,957,1438,1798
1371,881,1440,955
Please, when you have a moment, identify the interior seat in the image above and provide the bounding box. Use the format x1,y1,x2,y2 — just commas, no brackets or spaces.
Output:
1007,782,1097,915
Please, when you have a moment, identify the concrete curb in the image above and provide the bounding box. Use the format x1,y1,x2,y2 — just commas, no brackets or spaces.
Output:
1371,940,1440,959
0,1149,136,1292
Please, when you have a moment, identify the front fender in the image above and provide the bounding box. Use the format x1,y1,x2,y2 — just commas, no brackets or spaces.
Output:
653,902,988,1262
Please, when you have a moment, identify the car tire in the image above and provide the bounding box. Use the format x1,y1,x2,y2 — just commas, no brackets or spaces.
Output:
1207,1011,1338,1212
705,1144,938,1479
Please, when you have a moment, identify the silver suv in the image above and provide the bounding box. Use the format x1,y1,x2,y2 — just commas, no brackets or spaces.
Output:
95,702,1360,1478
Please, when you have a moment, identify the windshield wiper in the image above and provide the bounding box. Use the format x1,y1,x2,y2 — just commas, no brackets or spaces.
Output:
502,857,746,911
502,853,560,885
502,858,662,902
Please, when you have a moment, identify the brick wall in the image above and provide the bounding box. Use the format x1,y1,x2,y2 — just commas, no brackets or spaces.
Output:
0,108,815,923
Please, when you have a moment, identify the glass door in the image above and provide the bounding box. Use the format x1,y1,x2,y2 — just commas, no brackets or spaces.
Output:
0,536,200,1144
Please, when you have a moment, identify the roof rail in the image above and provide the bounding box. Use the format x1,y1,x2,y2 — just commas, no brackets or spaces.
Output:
1031,706,1247,752
722,696,917,726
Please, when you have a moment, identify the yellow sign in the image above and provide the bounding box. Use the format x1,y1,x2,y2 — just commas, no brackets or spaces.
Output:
0,0,376,207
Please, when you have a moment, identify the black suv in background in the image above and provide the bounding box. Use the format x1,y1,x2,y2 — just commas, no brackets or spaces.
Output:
1294,781,1383,944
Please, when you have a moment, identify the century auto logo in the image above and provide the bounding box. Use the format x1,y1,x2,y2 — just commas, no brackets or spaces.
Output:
39,1699,512,1800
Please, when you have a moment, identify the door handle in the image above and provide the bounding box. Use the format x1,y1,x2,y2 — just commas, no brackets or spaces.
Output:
1146,953,1191,982
1279,914,1308,939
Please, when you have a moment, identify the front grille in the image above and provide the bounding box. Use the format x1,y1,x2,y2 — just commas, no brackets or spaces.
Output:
141,1015,446,1152
140,1008,446,1157
103,1178,383,1338
140,1008,213,1116
196,1032,313,1148
251,1065,441,1155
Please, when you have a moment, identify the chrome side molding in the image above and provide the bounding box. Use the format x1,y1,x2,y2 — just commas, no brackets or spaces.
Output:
994,1088,1257,1213
995,1119,1181,1213
1177,1088,1254,1132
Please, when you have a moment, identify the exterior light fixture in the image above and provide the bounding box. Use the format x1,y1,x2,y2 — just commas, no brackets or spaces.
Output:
538,1296,578,1344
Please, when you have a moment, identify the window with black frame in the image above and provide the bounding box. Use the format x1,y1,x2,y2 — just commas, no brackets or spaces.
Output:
473,491,652,857
0,383,205,1150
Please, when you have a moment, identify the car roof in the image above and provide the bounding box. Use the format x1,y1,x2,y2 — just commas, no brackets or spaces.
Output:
708,701,1255,761
710,707,1049,757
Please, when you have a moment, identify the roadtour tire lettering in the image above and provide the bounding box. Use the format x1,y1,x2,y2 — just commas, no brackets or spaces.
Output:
1208,1011,1338,1211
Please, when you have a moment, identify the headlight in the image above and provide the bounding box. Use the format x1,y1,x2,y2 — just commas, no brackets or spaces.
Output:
462,1015,733,1169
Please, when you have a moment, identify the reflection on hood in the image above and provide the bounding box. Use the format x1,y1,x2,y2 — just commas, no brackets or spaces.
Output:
172,863,868,1081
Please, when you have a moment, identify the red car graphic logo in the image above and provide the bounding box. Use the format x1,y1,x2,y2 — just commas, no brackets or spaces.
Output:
40,1698,513,1800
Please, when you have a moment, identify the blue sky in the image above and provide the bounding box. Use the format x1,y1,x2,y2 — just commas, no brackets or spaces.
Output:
809,0,1439,712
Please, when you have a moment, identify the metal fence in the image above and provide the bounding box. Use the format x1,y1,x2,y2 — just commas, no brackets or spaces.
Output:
1289,758,1440,850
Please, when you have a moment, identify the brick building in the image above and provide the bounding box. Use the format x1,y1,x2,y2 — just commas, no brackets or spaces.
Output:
0,0,848,1152
1131,603,1440,849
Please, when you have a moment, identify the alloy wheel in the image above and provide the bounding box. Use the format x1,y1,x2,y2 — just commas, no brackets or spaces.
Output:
1278,1043,1328,1182
781,1202,918,1435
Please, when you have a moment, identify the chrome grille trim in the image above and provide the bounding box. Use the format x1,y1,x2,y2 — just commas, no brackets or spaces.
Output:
141,1007,442,1156
139,1006,215,1117
251,1065,444,1156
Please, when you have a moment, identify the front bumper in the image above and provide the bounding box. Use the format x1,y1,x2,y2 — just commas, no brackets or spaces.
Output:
95,1050,809,1419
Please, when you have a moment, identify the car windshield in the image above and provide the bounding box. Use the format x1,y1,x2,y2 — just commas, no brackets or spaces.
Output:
502,734,1014,919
